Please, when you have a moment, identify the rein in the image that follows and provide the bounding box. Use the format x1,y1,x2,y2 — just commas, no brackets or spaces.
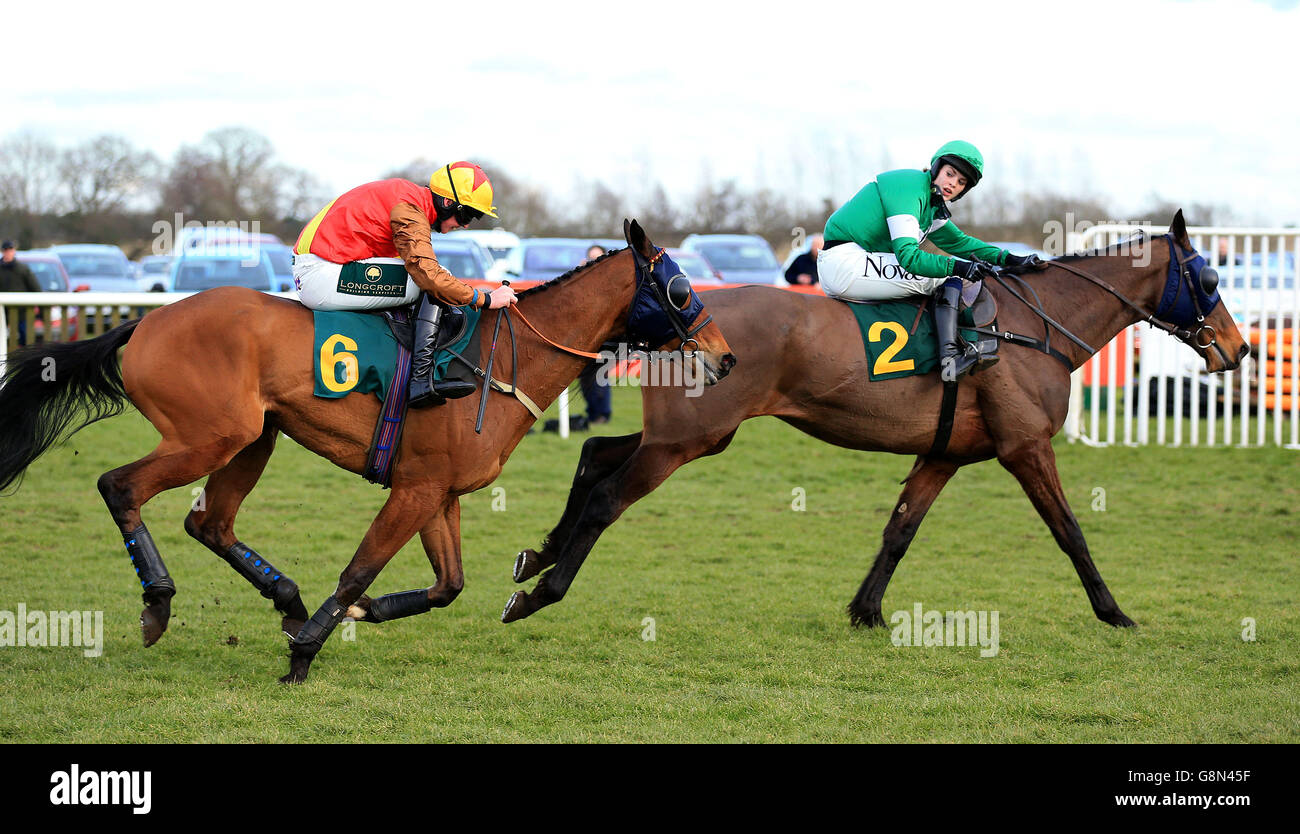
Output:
470,246,710,432
981,233,1227,369
508,306,602,359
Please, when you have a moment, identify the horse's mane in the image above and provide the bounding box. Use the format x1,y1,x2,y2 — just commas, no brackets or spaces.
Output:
1052,234,1154,264
516,246,628,299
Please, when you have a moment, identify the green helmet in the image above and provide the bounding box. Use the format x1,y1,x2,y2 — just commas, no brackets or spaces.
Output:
929,140,984,199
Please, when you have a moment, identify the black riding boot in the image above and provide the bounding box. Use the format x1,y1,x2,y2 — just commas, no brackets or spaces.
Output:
408,294,476,408
935,277,981,381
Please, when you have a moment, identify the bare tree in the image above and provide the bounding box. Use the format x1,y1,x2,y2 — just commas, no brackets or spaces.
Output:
60,135,159,215
159,145,222,219
0,130,64,216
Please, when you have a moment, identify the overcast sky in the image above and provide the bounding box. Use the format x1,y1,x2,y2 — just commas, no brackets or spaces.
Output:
10,0,1300,228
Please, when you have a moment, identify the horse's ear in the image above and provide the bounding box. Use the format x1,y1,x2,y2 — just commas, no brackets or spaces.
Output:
1170,209,1192,249
626,218,654,258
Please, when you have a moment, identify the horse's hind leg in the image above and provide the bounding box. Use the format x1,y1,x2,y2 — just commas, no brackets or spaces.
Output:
98,435,259,646
513,432,642,583
183,423,310,637
847,456,959,628
998,438,1134,627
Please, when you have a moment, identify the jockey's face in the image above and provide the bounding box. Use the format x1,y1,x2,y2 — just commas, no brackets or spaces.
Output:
934,164,968,201
437,215,464,234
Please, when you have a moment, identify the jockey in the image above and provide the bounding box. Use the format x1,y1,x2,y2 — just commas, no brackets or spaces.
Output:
818,140,1046,379
293,162,517,407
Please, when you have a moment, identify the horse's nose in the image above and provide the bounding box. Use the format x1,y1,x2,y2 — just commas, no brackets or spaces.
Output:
720,353,737,376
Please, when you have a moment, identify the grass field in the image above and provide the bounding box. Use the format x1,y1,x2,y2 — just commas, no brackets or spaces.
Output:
0,386,1296,743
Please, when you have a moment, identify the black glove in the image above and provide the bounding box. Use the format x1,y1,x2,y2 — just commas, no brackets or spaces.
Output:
953,259,1000,281
1004,253,1048,271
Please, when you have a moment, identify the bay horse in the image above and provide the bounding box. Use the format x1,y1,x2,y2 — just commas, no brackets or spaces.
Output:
504,211,1249,628
0,220,735,683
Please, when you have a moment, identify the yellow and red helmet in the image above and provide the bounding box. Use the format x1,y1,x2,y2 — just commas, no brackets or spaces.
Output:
429,161,498,219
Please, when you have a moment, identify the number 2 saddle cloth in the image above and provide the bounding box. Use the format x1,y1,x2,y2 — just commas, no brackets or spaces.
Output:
843,287,997,381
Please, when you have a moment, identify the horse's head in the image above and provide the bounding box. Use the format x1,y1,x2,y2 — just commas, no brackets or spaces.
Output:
622,218,736,384
1157,210,1249,373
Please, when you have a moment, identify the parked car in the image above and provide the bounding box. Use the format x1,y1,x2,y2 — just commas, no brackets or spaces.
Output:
498,238,615,282
136,255,174,292
262,242,295,291
15,250,70,292
169,247,282,292
678,234,782,284
430,237,494,279
173,229,293,291
48,244,137,292
13,251,76,340
445,228,521,264
665,248,723,284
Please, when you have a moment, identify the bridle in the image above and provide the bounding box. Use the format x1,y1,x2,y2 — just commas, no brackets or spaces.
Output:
627,246,713,356
505,246,712,360
1012,231,1229,366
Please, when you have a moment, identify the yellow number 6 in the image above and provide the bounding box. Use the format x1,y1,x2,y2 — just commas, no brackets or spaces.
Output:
320,333,360,393
868,321,915,375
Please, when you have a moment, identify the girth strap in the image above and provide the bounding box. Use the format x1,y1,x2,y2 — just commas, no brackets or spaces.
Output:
928,382,959,457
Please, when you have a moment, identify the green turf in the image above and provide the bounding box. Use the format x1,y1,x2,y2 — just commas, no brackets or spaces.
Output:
0,386,1296,743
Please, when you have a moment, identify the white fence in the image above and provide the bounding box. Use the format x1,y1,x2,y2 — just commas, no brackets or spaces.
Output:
1064,226,1300,450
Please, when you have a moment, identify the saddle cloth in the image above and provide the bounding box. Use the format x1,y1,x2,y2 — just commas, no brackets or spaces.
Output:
843,287,994,382
312,307,480,400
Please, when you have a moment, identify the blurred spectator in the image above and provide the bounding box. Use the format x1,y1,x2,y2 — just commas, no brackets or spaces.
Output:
1216,237,1242,267
784,234,823,285
579,244,612,425
1,240,42,345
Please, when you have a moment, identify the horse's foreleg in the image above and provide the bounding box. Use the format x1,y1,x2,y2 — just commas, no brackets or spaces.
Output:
348,498,463,622
998,439,1134,627
513,432,642,583
502,437,709,623
183,424,310,637
282,487,438,684
848,456,959,628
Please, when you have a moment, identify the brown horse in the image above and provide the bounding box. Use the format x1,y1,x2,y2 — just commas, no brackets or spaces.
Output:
504,211,1249,628
0,220,735,683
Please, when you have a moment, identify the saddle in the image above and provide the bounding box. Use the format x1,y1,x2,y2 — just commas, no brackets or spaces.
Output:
839,283,1000,381
381,303,467,353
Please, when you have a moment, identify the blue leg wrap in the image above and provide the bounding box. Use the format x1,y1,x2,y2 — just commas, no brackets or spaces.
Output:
123,524,175,599
368,589,432,622
290,595,346,657
221,543,300,612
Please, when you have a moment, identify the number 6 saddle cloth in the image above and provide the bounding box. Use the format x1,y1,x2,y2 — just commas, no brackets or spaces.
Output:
843,286,997,381
311,307,480,400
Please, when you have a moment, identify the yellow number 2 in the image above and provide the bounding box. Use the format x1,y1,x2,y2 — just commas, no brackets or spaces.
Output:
868,321,915,375
320,333,360,393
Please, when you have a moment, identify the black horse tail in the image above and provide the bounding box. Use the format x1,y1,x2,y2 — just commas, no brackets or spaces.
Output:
0,319,141,493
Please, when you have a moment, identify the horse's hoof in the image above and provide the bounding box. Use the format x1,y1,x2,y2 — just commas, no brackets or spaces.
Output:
279,654,313,685
1105,611,1137,628
501,591,529,623
847,607,887,629
513,550,541,583
140,606,168,647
